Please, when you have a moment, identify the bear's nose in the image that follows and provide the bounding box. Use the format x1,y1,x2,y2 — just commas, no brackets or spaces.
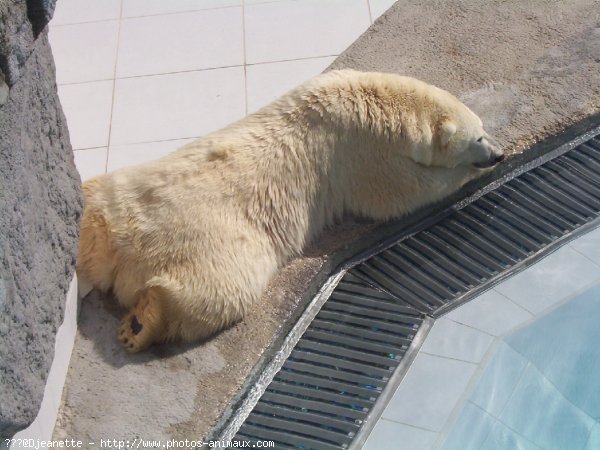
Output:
473,150,505,169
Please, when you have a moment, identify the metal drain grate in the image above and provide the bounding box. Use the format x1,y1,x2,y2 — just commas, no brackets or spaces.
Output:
360,137,600,319
231,135,600,449
235,272,423,449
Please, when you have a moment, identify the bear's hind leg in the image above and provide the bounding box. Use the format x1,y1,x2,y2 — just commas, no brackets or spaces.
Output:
118,286,167,353
78,181,117,293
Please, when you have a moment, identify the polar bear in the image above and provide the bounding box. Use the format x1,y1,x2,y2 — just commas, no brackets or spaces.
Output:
77,70,503,352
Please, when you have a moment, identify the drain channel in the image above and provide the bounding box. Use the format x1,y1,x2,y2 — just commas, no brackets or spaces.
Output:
225,132,600,449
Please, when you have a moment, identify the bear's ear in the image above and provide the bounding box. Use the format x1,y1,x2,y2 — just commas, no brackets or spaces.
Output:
441,121,457,146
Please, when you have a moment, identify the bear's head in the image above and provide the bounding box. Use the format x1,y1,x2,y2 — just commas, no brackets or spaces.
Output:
436,111,504,170
428,100,504,170
401,82,505,170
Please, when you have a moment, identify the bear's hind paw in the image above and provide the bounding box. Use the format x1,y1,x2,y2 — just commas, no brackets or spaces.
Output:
118,312,152,353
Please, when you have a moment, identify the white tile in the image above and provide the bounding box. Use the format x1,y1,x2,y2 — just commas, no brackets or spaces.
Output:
122,0,241,17
245,0,370,64
369,0,397,20
107,138,195,171
58,80,114,149
364,419,437,450
110,67,245,145
382,353,477,431
246,56,335,113
50,21,119,84
51,0,121,25
494,245,600,314
116,8,243,78
421,317,494,363
445,289,533,337
73,148,108,181
569,225,600,266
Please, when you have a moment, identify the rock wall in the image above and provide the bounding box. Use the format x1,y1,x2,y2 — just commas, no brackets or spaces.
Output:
0,0,82,438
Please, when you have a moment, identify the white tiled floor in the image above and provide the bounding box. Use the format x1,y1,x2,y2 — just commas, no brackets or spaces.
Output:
121,0,242,18
420,317,494,364
366,419,438,450
57,81,114,150
380,353,478,432
244,0,370,64
49,0,398,181
72,147,109,181
445,289,533,337
110,67,246,144
493,245,600,315
116,9,244,77
52,0,121,25
245,56,337,113
51,21,119,84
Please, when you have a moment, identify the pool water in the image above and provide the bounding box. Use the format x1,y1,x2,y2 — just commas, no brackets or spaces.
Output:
440,283,600,450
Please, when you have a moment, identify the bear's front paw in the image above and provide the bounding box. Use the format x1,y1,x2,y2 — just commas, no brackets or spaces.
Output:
118,312,150,353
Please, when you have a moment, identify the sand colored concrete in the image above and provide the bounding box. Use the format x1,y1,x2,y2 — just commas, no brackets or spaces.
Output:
55,0,600,445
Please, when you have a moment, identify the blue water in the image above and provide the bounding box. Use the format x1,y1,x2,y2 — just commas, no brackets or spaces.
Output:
441,283,600,450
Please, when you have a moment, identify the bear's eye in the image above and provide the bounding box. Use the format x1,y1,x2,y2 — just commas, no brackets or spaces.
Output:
476,136,484,143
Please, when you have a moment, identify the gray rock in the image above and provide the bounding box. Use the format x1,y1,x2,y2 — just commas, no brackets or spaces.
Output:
0,0,82,438
0,0,58,86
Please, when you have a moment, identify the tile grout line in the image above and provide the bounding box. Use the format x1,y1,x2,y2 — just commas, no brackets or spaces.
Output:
73,146,109,152
495,271,600,327
444,316,497,338
51,0,321,28
56,55,340,88
107,136,202,148
376,417,438,434
418,351,481,365
51,3,245,27
492,287,536,317
104,0,124,173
